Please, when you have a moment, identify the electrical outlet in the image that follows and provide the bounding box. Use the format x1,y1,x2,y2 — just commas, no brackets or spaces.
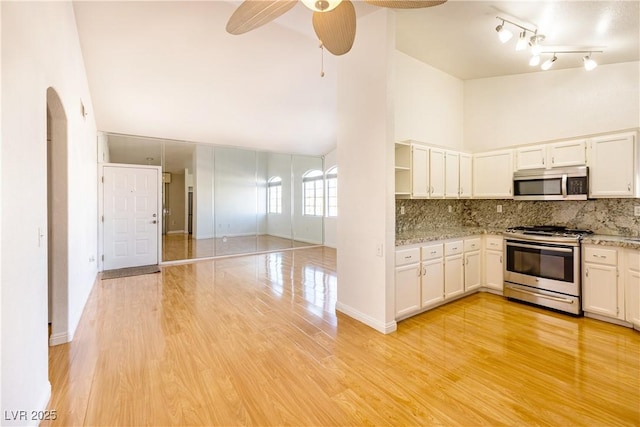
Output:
635,206,640,217
376,244,384,257
448,205,452,213
497,204,503,213
400,206,405,215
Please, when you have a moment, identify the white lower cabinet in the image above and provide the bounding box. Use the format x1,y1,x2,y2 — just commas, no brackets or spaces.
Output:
420,243,444,308
582,245,624,321
444,240,464,299
625,249,640,329
484,235,503,291
395,248,421,318
464,238,481,291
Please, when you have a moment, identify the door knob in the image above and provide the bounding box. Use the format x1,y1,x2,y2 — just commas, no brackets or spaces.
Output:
152,220,157,224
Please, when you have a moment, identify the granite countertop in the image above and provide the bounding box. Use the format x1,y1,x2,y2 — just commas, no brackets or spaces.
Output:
582,234,640,249
395,227,505,246
397,228,640,250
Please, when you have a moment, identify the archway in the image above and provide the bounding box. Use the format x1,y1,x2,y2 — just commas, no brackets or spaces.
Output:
46,87,69,346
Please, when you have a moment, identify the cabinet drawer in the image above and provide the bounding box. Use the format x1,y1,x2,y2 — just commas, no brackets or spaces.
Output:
485,236,503,250
464,238,481,252
421,243,443,261
584,246,617,266
396,248,420,266
444,240,463,256
628,250,640,271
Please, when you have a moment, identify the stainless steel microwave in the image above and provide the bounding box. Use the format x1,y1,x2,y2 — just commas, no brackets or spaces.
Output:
513,166,588,201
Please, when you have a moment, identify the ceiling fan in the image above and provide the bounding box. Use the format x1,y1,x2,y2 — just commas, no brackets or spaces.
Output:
226,0,447,56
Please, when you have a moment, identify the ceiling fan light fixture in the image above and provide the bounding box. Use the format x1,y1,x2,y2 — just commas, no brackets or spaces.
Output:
301,0,342,12
583,54,598,71
496,21,513,43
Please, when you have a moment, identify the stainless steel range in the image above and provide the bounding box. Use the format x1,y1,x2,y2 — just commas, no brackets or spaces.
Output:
503,226,593,315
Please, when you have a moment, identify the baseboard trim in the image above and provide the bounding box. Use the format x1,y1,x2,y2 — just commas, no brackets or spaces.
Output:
584,311,633,328
166,230,185,235
335,302,397,334
49,332,71,346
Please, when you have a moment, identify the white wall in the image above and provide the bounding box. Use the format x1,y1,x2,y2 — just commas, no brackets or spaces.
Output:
394,51,464,149
1,2,98,423
464,61,640,152
323,148,337,248
336,9,396,334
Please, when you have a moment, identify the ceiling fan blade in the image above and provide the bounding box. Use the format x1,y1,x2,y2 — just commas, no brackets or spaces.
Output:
364,0,447,8
226,0,298,35
312,0,356,56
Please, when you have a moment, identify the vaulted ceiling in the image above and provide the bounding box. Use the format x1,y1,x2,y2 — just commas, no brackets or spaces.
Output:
73,1,639,156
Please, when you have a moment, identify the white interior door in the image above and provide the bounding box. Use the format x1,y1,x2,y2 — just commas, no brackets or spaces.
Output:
103,166,159,270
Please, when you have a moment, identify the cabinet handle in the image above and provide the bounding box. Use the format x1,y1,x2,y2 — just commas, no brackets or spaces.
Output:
552,156,555,164
500,256,503,263
542,157,545,165
423,266,427,276
586,267,589,277
628,183,632,191
430,251,437,255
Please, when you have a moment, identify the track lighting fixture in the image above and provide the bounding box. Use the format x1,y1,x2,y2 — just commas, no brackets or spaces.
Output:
515,31,528,51
494,16,605,72
541,54,557,71
583,54,598,71
496,20,513,43
529,55,541,67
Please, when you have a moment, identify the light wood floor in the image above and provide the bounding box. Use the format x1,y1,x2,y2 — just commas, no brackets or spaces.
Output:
162,233,318,261
45,247,640,426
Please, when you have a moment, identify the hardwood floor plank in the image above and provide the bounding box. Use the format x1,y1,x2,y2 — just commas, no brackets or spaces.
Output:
46,247,640,426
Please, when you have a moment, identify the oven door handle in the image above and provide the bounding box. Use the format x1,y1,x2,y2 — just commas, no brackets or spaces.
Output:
562,174,568,198
505,286,575,304
506,242,574,253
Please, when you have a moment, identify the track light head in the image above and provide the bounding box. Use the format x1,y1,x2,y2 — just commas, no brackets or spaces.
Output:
583,54,598,71
496,21,513,43
515,31,528,51
529,34,545,56
529,55,541,66
541,54,557,71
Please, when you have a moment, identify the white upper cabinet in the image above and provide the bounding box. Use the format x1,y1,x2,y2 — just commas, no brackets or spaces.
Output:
548,140,587,168
445,151,459,198
411,144,430,198
515,140,587,171
473,150,513,198
459,153,472,198
429,148,446,198
515,145,546,170
394,142,412,197
588,132,638,198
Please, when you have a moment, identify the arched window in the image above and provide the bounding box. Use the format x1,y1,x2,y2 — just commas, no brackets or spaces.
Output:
268,176,282,214
302,170,323,216
325,166,337,217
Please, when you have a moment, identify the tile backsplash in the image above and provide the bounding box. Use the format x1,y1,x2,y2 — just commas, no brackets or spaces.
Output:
396,198,640,237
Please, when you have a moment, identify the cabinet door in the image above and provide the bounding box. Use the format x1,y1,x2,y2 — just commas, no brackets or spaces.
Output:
411,145,430,198
583,263,621,318
625,250,640,328
626,268,640,328
473,150,513,198
444,254,464,299
421,258,444,308
548,140,586,167
459,153,472,198
515,145,546,170
485,250,503,291
430,148,445,198
445,151,459,198
395,263,421,318
589,133,636,198
464,250,481,291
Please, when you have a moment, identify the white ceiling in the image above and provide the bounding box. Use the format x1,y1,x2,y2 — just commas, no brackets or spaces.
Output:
73,1,639,156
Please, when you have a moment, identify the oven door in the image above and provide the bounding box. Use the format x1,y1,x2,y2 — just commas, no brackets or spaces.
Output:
504,239,580,296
